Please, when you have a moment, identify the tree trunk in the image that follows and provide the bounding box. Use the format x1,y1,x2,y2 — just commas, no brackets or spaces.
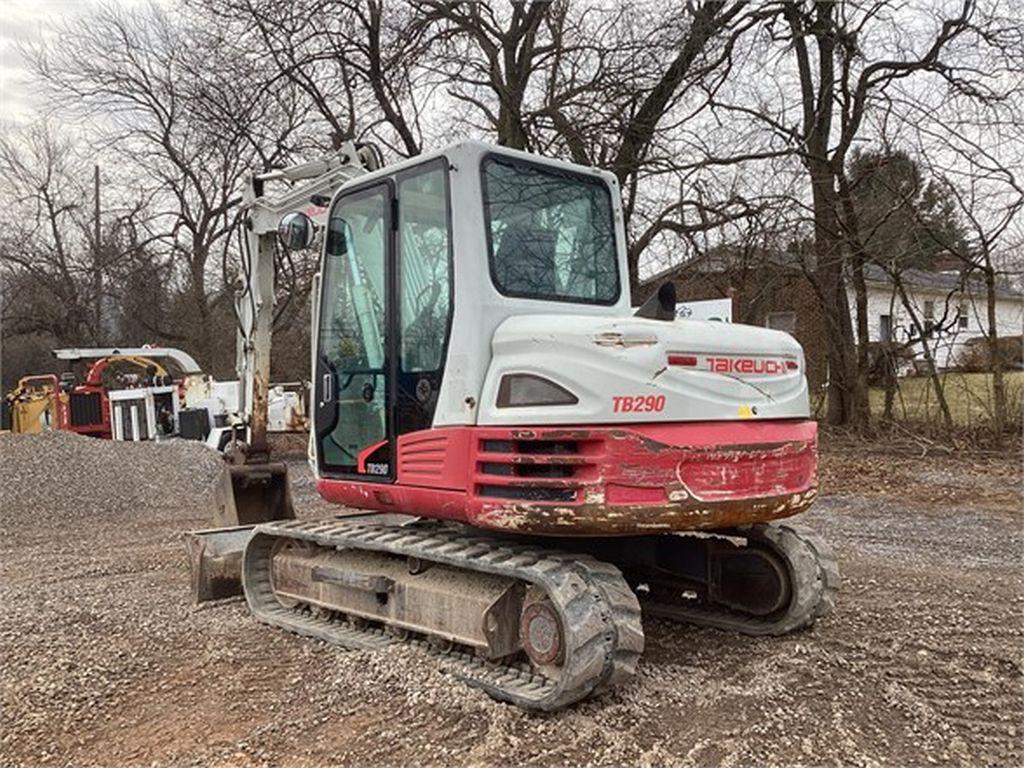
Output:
627,243,644,305
882,346,896,422
984,265,1007,444
808,162,856,425
189,254,213,370
837,171,872,429
497,99,530,150
92,164,104,346
849,254,871,429
893,274,954,432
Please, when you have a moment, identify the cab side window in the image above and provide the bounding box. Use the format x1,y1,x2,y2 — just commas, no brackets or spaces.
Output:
398,163,451,372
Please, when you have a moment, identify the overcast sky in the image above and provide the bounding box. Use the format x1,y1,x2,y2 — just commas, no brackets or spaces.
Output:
1,0,156,121
0,0,81,120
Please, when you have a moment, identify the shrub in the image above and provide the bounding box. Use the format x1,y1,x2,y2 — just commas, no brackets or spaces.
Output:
956,335,1024,372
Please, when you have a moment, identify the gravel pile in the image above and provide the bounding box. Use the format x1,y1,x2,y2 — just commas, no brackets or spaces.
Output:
1,434,1021,767
0,431,226,537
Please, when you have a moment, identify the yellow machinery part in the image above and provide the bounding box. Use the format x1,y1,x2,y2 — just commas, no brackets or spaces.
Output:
12,397,56,434
6,376,66,434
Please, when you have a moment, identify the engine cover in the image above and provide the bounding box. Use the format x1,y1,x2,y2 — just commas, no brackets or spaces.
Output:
474,315,810,427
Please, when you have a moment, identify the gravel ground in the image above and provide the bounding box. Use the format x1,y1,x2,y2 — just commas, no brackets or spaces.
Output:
1,432,1021,767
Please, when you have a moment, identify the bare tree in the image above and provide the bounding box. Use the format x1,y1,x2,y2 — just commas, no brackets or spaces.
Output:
25,2,302,367
414,0,565,151
701,1,999,426
842,0,1024,439
418,1,770,294
202,0,435,157
0,122,163,357
912,136,1023,440
0,124,106,345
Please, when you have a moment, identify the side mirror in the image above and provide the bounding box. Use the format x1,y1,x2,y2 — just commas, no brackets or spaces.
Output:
278,212,315,250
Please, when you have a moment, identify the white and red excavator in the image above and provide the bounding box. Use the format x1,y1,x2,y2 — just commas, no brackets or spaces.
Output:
188,138,839,711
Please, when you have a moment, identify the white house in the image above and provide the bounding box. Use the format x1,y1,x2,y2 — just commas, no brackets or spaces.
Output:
850,264,1023,370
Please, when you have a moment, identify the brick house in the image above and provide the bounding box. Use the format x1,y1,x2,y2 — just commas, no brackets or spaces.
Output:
642,252,831,389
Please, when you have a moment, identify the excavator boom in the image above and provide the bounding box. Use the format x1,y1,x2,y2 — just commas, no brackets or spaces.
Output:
217,142,380,526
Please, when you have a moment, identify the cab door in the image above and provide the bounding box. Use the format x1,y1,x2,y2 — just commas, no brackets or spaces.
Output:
314,160,454,480
314,182,395,479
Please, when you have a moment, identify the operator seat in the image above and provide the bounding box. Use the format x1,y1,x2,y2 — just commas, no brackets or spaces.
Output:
495,225,557,296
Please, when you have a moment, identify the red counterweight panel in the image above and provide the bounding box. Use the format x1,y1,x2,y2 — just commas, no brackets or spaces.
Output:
317,420,818,536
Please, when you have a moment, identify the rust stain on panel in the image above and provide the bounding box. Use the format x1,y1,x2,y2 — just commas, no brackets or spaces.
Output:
475,488,817,536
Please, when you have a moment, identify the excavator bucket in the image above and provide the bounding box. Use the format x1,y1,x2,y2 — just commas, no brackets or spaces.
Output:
220,462,296,527
186,462,296,603
184,525,254,602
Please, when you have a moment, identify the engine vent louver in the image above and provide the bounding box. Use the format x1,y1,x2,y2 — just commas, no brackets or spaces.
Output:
475,436,597,504
478,485,576,502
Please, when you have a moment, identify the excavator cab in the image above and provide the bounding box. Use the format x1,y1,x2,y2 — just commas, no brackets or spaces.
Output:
308,145,629,485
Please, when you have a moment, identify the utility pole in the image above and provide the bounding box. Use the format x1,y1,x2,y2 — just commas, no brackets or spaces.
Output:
93,165,102,344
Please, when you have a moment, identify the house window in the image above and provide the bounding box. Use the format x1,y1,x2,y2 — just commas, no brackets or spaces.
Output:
921,300,936,337
958,303,968,329
766,311,797,334
879,314,892,342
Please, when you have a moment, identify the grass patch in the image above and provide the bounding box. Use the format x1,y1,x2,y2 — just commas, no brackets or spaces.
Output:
869,370,1024,427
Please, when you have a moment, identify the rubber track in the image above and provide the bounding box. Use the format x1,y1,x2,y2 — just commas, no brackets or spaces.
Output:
645,522,841,636
242,519,643,711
